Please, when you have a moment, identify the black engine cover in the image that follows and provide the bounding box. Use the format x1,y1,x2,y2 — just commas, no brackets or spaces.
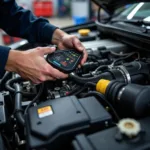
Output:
73,117,150,150
26,96,112,150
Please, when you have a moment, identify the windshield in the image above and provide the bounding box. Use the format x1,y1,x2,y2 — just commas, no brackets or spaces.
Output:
114,2,150,22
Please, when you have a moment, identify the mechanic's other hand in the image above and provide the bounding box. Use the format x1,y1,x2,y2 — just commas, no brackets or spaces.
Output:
52,29,88,65
5,47,68,84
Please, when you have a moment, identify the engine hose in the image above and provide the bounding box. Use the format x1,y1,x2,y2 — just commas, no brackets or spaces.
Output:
24,83,44,115
68,82,96,96
95,65,108,73
14,83,25,126
5,77,35,96
67,85,81,95
0,72,12,90
69,72,114,84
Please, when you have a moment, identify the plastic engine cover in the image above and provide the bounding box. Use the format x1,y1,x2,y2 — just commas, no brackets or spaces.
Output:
73,117,150,150
26,96,112,150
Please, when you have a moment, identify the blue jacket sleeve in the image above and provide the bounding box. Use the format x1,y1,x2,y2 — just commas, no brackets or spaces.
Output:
0,0,58,43
0,46,11,78
0,0,58,78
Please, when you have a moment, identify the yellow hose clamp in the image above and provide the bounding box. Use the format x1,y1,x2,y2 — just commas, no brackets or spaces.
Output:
96,79,110,94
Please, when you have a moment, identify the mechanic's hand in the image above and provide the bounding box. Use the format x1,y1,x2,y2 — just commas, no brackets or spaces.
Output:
5,47,68,84
52,29,88,65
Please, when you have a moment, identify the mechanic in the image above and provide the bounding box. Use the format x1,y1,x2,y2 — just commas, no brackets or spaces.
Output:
0,0,87,84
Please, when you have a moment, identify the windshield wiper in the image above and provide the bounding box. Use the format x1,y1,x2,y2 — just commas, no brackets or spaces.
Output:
111,19,150,26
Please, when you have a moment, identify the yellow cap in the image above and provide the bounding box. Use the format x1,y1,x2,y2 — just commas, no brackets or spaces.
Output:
96,79,110,94
78,29,90,36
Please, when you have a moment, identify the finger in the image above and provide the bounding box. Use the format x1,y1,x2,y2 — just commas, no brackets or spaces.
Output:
38,47,56,55
45,76,56,81
50,66,68,79
81,49,88,65
73,38,84,52
43,63,68,79
30,78,42,84
72,37,88,65
62,35,74,48
31,80,41,85
58,43,67,50
34,75,56,83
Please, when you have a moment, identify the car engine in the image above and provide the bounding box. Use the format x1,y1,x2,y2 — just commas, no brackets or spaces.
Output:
0,25,150,150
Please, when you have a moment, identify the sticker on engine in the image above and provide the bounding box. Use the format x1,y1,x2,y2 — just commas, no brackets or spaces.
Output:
38,106,53,118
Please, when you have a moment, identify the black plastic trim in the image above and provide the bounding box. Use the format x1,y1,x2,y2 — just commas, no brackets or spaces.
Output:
96,21,150,51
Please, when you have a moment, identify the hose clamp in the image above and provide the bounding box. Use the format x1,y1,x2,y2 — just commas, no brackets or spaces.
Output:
116,65,131,84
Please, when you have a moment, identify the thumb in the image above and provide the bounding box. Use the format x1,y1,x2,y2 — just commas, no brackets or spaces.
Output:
40,47,56,55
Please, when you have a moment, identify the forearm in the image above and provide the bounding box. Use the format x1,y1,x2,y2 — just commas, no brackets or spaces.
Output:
0,46,11,78
5,50,21,73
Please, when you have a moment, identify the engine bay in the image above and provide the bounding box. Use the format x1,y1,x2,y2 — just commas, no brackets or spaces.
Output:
1,26,150,150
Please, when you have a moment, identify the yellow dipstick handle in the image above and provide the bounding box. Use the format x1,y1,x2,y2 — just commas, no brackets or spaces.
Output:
96,79,110,94
78,29,90,36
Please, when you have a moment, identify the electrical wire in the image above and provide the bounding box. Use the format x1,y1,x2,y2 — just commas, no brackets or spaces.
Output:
24,83,44,115
67,85,81,96
83,91,120,122
68,82,96,96
111,52,140,66
95,65,108,73
110,51,140,58
110,51,132,57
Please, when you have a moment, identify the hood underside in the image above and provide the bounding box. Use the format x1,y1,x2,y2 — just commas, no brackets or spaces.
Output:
92,0,150,14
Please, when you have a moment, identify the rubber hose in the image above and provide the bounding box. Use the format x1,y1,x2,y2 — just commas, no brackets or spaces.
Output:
69,72,114,84
5,77,35,96
14,83,25,126
68,82,96,96
0,72,12,90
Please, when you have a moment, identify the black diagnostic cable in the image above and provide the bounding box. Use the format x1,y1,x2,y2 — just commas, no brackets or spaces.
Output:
83,91,120,122
24,83,44,115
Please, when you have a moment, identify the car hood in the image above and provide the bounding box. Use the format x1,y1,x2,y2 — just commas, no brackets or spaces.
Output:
92,0,150,15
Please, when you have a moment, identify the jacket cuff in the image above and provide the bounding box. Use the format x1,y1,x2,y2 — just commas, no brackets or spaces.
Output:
0,46,11,78
41,23,58,43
